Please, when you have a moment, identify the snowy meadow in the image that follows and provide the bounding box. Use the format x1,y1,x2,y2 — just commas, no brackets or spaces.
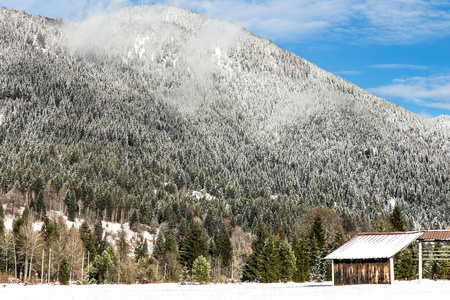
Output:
1,280,449,300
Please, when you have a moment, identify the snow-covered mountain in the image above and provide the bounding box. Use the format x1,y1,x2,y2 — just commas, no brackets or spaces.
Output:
0,5,448,230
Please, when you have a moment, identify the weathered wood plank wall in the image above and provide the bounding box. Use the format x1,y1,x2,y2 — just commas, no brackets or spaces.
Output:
333,259,390,285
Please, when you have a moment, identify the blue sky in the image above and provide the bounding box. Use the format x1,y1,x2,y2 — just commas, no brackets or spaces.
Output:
2,0,450,118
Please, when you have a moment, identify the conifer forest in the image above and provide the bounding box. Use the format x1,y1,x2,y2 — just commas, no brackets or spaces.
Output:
0,6,449,284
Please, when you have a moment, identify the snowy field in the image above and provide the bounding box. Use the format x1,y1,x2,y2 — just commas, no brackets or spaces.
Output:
1,280,449,300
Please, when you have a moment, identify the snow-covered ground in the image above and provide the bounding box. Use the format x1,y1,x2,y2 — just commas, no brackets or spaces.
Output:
1,280,449,300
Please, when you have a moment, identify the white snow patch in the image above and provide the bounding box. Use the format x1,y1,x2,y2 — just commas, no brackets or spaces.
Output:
389,198,396,209
192,190,213,200
2,208,155,255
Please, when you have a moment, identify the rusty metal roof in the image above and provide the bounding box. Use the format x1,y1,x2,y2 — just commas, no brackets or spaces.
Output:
325,232,422,260
418,230,450,241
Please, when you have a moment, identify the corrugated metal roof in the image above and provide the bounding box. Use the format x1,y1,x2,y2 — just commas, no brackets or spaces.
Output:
325,232,422,260
418,230,450,241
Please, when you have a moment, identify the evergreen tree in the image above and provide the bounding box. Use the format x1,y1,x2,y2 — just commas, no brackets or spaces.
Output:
395,247,415,280
94,219,107,255
118,226,128,262
378,217,388,232
79,221,97,258
180,222,207,271
278,238,296,283
162,233,180,281
390,202,406,231
153,231,165,261
59,257,70,285
129,210,138,230
215,227,233,268
134,236,148,262
89,244,119,283
292,232,310,282
310,213,325,249
192,255,210,284
40,216,59,246
64,190,77,222
242,221,267,281
259,234,281,283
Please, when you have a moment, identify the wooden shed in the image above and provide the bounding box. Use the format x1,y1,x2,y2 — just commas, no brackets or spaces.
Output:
325,232,422,286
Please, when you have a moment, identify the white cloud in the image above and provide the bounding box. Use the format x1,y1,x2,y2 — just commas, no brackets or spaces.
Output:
371,64,429,70
369,75,450,111
3,0,450,44
335,70,361,75
1,0,135,21
160,0,450,44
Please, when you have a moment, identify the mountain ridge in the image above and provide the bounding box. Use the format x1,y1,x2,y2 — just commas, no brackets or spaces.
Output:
0,5,448,231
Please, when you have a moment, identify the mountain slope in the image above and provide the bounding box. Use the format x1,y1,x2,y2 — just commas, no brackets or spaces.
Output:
0,6,448,230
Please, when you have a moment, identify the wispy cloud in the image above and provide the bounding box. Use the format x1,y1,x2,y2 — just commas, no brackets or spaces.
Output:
371,64,429,70
335,70,361,75
369,75,450,111
3,0,450,44
161,0,450,44
1,0,136,21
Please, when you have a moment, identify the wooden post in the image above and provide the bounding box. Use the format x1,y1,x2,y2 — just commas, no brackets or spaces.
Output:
389,257,394,284
48,248,52,284
13,239,17,280
81,252,84,282
41,249,44,285
331,260,335,286
418,242,422,285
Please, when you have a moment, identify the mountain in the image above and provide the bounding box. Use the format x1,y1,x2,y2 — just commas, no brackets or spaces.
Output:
0,6,448,232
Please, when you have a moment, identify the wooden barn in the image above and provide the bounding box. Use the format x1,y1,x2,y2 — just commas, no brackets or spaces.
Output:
325,232,422,286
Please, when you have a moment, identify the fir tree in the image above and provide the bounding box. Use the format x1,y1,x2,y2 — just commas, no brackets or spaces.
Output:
59,257,70,285
134,236,148,262
278,238,296,283
310,213,325,250
153,231,165,261
192,255,210,284
215,227,233,268
292,232,310,282
242,221,267,281
79,221,97,258
180,222,207,271
64,190,77,222
395,247,415,280
259,234,281,283
390,202,406,231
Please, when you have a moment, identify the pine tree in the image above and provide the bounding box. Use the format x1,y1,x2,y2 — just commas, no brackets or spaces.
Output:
180,222,207,271
79,221,97,258
59,257,70,285
134,236,148,262
292,232,310,282
215,227,233,268
310,213,325,249
153,231,165,261
390,202,406,231
259,234,281,283
278,238,296,283
64,190,77,222
192,255,210,284
242,221,267,281
118,226,128,262
395,247,415,280
162,233,180,282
